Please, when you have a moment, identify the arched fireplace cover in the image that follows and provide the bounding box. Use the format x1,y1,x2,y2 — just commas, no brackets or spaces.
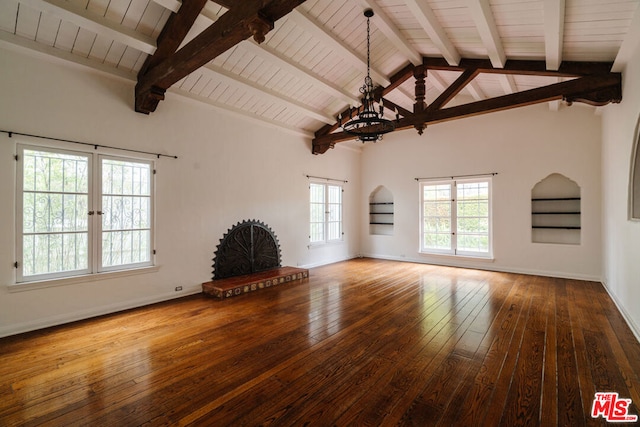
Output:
212,220,282,280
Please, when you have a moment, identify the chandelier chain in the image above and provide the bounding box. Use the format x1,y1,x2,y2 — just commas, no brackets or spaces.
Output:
366,14,371,80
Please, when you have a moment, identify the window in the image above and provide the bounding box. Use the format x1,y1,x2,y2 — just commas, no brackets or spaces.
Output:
310,182,343,243
17,145,154,282
419,178,491,257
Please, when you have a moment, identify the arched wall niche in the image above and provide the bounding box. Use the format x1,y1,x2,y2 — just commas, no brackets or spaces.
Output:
369,185,394,236
531,173,581,245
629,114,640,220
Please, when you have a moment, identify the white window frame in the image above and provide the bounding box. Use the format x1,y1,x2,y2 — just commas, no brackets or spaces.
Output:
419,177,492,258
16,144,155,283
309,181,343,244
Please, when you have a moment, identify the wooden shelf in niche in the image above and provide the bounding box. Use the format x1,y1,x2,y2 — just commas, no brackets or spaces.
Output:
532,198,581,229
531,175,581,244
369,187,394,235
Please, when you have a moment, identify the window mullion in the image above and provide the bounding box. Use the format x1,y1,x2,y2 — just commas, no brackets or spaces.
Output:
452,181,458,254
91,153,99,274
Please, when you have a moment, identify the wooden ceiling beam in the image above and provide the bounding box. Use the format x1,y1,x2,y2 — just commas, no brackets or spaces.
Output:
424,58,614,77
404,0,460,66
543,0,565,71
139,0,209,77
135,0,307,114
20,0,156,54
427,67,481,111
312,72,621,154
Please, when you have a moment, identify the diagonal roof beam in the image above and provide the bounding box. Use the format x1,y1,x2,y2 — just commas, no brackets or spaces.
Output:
153,0,359,108
428,68,480,110
404,0,460,65
19,0,156,54
314,63,417,137
140,0,209,76
136,0,307,114
358,0,422,65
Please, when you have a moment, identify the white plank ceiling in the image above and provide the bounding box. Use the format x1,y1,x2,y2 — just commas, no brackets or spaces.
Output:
1,0,639,138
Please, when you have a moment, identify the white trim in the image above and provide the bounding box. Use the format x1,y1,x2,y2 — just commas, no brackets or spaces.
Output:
19,0,156,54
0,275,197,338
15,143,156,283
418,177,493,258
7,265,161,292
600,280,640,343
361,253,601,282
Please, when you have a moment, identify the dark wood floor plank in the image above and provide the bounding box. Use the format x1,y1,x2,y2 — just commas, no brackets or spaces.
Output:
1,259,639,426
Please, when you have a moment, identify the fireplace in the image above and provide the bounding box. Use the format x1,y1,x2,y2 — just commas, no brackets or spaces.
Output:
212,219,281,280
203,220,309,299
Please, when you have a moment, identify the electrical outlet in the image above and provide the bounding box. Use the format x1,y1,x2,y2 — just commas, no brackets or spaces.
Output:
175,286,183,292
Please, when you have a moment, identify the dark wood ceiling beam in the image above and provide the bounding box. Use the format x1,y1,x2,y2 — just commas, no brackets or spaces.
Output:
315,63,419,138
138,0,209,77
427,67,480,111
312,73,621,154
381,98,412,118
135,0,307,114
424,58,614,77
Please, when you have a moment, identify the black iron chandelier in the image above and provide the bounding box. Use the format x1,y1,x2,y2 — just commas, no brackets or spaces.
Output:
340,9,395,143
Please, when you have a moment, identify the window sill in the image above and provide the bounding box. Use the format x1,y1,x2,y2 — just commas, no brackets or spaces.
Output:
418,252,494,263
7,265,161,293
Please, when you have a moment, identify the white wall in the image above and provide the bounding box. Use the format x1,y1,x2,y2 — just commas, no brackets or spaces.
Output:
601,40,640,338
0,48,361,337
360,103,602,280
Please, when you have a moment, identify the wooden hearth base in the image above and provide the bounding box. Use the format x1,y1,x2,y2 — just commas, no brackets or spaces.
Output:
202,267,309,299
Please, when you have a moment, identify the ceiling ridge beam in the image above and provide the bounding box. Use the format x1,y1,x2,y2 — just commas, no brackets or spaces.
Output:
287,8,391,87
358,0,422,65
20,0,156,55
404,0,460,65
200,64,335,124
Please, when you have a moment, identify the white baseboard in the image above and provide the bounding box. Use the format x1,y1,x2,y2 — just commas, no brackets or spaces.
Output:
361,253,602,282
298,254,359,270
600,280,640,343
0,286,202,338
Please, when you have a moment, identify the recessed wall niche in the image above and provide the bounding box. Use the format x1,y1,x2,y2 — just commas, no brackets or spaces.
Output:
531,173,581,245
369,185,394,236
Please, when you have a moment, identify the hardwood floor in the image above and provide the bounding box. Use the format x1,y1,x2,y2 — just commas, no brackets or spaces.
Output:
1,258,639,426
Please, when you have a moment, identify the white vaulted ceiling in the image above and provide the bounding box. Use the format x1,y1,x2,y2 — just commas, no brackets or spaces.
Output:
1,0,639,139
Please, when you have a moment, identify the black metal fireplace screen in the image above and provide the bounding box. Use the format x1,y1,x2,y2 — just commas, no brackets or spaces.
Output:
212,220,282,280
